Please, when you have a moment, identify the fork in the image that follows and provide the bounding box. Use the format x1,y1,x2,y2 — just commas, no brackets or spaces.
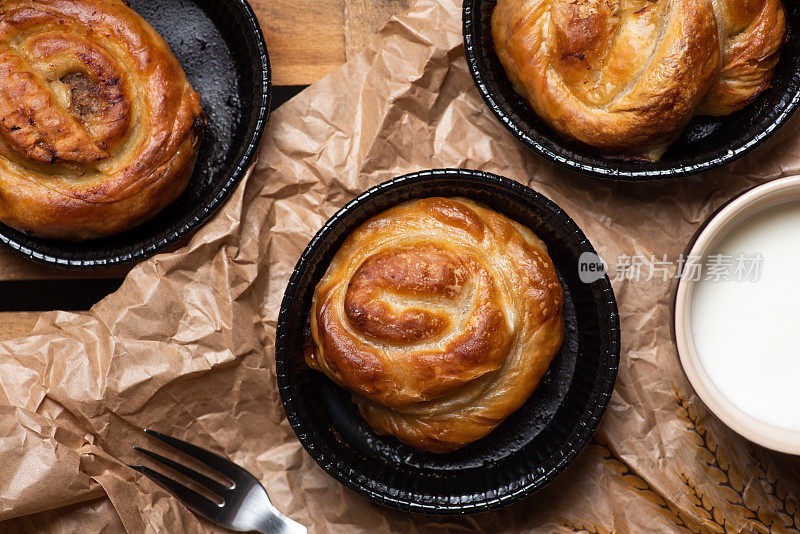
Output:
129,429,307,534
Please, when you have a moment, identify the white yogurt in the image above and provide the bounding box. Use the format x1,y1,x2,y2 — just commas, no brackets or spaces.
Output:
691,201,800,431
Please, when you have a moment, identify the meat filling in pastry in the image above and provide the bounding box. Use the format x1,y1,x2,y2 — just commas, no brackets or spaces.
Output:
0,0,205,240
306,197,565,453
491,0,787,160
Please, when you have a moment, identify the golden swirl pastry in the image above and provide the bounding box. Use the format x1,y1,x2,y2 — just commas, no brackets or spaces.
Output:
307,198,565,453
491,0,786,160
0,0,205,240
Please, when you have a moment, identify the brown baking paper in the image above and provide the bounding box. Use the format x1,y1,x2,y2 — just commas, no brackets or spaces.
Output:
1,0,800,531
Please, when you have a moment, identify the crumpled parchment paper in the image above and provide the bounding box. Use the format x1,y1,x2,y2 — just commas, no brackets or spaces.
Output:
1,0,799,531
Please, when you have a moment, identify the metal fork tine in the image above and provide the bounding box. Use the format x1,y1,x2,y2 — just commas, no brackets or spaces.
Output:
133,447,233,497
128,464,223,516
132,432,307,534
144,429,244,481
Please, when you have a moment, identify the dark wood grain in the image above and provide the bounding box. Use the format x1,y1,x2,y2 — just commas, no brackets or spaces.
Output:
344,0,410,57
252,0,347,85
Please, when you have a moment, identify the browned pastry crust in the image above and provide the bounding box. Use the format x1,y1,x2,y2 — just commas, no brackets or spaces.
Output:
0,0,205,240
491,0,786,160
307,198,565,453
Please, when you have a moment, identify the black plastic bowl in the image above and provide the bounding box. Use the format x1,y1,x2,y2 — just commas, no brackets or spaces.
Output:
275,169,620,514
0,0,271,268
464,0,800,180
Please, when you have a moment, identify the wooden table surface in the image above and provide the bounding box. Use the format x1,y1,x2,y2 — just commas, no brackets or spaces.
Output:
0,0,408,341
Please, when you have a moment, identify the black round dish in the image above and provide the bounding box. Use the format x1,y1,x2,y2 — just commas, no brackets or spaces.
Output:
275,169,620,514
464,0,800,180
0,0,271,268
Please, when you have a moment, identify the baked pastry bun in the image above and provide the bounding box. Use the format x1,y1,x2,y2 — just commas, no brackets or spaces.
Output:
0,0,205,241
491,0,787,160
307,198,565,453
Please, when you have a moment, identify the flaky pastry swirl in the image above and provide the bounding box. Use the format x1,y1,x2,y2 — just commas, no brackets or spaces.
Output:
307,198,565,453
492,0,787,160
0,0,205,240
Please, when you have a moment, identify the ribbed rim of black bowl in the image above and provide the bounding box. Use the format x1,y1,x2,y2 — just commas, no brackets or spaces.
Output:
463,0,800,181
0,0,271,268
276,169,621,514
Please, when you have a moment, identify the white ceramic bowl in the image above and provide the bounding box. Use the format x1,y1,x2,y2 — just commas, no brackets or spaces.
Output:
674,176,800,455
